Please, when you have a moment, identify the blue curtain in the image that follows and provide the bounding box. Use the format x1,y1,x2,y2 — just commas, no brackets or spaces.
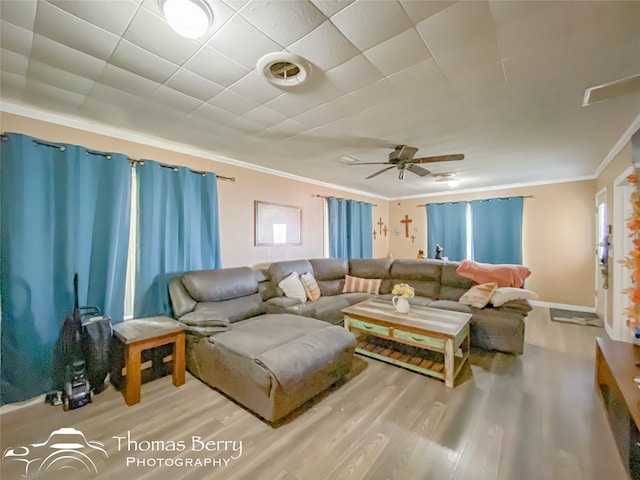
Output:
134,160,221,318
471,197,524,264
327,197,372,259
426,201,468,261
0,133,131,404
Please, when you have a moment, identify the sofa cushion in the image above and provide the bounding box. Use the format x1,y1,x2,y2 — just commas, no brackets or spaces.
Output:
390,259,441,298
317,279,344,296
439,261,477,301
179,310,231,336
268,259,314,286
349,258,393,279
309,258,348,280
182,267,258,302
343,274,381,294
279,272,308,303
428,300,472,313
194,292,265,323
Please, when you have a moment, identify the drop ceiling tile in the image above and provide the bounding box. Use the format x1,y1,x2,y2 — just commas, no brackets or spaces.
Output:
151,85,203,114
183,45,250,87
416,1,495,56
1,71,27,102
165,69,224,102
78,97,132,126
495,2,569,60
435,35,501,80
87,82,143,108
227,116,263,135
242,105,287,128
31,35,106,81
448,61,506,93
310,0,354,18
47,0,138,36
363,27,431,77
227,71,284,104
0,49,28,76
208,15,283,70
28,60,95,96
122,7,203,65
221,0,250,12
34,1,119,60
288,20,358,72
386,58,448,94
325,54,384,93
488,0,555,28
1,20,34,56
399,0,454,24
239,0,326,47
210,89,259,116
257,118,307,141
0,0,36,30
95,64,160,98
331,0,413,51
190,102,238,125
109,39,179,84
25,78,85,113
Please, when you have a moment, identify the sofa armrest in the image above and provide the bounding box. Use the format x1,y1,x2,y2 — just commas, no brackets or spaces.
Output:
265,297,302,308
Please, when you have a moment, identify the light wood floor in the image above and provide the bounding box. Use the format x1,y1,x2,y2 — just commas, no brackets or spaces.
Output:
0,307,628,480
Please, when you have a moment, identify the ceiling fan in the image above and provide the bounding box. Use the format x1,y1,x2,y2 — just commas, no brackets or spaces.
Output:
351,145,465,180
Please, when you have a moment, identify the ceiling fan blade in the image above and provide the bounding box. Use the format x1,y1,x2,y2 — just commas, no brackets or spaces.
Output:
349,161,394,166
414,154,465,163
366,166,396,179
406,164,431,177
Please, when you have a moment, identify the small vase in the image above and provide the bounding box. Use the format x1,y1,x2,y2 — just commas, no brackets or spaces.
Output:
392,296,410,313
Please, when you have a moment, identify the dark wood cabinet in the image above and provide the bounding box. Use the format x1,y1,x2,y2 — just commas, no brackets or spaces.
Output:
596,336,640,480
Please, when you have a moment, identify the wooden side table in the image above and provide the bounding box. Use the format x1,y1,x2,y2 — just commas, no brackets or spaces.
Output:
112,316,186,406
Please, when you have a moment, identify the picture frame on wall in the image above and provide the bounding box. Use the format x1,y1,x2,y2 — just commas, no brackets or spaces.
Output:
255,201,302,246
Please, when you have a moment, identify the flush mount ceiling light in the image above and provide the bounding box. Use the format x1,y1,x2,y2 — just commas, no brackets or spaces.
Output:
257,53,311,87
160,0,213,39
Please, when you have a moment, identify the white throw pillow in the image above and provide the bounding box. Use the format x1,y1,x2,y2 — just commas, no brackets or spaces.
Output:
278,272,307,303
300,272,321,301
459,282,498,308
491,287,538,307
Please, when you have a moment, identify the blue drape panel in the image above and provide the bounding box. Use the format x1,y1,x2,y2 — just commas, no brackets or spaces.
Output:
0,133,131,404
471,197,523,264
134,160,221,318
327,197,372,259
426,202,468,261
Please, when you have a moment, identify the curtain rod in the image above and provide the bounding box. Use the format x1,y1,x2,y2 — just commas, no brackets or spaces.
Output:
128,158,235,182
313,194,377,207
416,195,534,208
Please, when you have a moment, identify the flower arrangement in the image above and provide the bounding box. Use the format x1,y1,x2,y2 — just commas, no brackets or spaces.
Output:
392,283,415,299
620,171,640,329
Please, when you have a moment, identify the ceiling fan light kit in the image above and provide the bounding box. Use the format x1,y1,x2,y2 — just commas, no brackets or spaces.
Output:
160,0,213,38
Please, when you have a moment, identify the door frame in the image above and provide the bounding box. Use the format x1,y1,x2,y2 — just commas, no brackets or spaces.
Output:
595,187,607,325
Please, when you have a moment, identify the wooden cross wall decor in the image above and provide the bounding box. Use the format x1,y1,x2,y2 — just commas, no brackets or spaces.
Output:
383,225,388,237
410,235,416,243
373,230,377,240
400,214,412,238
378,217,384,234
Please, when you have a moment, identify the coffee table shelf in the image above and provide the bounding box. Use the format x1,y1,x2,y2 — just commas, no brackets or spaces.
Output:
343,299,471,388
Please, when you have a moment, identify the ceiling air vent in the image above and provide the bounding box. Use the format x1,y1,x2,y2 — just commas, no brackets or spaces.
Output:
583,74,640,106
257,53,311,88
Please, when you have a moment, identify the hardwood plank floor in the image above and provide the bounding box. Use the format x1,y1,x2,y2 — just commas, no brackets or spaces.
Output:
0,307,628,480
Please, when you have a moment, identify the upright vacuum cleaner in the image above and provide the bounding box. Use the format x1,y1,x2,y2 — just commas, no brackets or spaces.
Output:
57,274,112,411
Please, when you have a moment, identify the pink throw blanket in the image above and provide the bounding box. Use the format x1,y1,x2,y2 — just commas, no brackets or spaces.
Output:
456,260,531,288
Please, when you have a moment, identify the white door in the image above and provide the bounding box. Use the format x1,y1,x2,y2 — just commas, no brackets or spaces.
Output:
595,188,607,322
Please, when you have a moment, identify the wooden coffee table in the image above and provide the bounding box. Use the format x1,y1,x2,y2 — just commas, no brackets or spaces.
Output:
112,316,186,405
342,299,471,388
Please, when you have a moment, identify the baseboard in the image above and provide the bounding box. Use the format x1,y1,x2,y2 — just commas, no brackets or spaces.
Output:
530,300,596,313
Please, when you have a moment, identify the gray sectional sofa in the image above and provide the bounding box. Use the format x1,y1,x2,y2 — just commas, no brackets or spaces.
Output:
169,257,532,422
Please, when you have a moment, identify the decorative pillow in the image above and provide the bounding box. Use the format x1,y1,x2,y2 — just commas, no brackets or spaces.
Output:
491,287,538,307
459,282,498,308
342,275,382,294
278,272,307,303
300,272,321,301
